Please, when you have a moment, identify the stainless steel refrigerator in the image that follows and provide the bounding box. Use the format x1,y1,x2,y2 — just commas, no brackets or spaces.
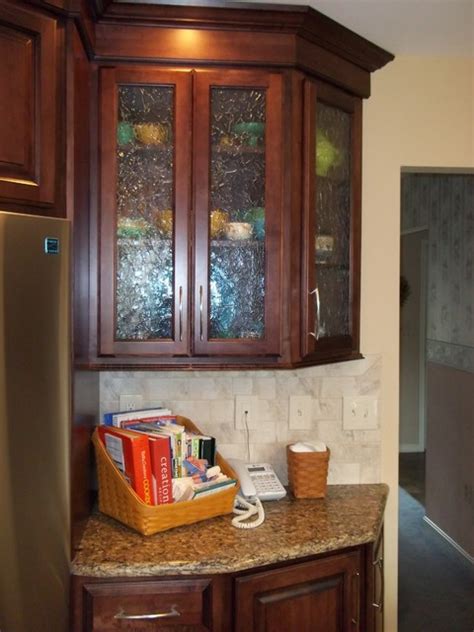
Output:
0,211,70,632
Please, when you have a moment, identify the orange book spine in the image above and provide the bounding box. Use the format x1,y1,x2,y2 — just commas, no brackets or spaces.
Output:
98,426,155,505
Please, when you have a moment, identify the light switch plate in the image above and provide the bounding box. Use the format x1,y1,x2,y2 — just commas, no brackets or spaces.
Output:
289,395,312,429
343,397,378,430
234,395,259,429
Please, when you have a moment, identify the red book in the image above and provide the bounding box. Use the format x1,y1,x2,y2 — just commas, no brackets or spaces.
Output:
98,426,155,505
148,435,173,505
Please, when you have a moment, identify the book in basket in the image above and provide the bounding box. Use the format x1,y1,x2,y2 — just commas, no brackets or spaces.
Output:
93,416,239,535
98,426,154,505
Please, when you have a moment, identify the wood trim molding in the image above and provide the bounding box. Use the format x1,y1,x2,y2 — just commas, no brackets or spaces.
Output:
89,2,394,74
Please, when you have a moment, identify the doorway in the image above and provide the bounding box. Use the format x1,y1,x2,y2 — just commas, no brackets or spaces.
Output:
398,171,474,632
399,228,428,504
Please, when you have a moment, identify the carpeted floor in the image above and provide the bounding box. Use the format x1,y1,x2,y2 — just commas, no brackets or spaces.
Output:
398,487,474,632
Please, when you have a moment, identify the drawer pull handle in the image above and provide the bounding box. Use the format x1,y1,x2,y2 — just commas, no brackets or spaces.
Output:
372,556,384,611
114,605,181,620
308,287,321,340
199,285,204,341
178,285,183,342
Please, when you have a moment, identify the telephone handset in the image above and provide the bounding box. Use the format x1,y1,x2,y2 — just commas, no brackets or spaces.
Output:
228,460,287,529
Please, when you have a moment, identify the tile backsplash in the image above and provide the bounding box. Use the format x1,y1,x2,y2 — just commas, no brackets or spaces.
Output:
100,355,382,485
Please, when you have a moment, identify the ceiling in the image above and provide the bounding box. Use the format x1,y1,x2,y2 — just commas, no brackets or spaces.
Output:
256,0,474,56
122,0,474,56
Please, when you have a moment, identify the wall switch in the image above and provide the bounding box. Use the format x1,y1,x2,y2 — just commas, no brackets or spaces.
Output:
119,394,144,412
289,395,312,429
234,395,259,429
343,397,378,430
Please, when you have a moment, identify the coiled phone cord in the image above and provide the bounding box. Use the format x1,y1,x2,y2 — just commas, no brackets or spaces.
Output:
232,495,265,529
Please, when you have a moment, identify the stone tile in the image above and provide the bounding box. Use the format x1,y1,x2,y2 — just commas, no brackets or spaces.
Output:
210,399,235,424
319,377,358,398
250,443,288,482
313,398,343,421
232,377,253,395
316,420,344,444
258,398,289,423
168,401,211,425
217,443,249,461
187,377,233,400
253,377,277,399
144,378,190,399
328,462,361,485
342,429,382,443
360,462,381,483
274,375,315,396
277,427,321,446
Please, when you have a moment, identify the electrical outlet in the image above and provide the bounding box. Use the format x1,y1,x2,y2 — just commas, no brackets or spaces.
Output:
289,395,312,429
343,397,378,430
119,394,144,412
234,395,259,429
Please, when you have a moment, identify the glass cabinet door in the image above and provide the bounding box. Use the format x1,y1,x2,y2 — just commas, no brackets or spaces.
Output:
193,70,282,356
99,68,191,356
302,80,361,360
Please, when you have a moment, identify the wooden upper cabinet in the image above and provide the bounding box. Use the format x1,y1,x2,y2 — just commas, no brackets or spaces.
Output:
82,3,393,368
98,66,283,362
301,80,362,364
99,67,192,357
0,2,58,210
193,70,282,358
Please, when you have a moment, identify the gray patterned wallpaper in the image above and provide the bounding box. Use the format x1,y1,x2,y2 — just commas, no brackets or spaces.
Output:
401,173,474,373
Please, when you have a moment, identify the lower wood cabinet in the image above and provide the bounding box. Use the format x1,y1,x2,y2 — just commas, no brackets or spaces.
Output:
72,575,232,632
72,545,383,632
234,551,361,632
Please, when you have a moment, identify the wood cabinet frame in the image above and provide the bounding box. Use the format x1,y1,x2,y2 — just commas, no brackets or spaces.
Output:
301,79,362,365
67,2,393,369
192,69,283,358
0,1,59,209
99,66,192,357
72,543,384,631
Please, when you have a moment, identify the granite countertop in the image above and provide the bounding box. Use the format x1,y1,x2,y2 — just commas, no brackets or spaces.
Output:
72,484,388,578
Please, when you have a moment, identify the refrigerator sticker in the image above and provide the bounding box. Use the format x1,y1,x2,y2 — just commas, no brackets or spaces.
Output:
44,237,60,254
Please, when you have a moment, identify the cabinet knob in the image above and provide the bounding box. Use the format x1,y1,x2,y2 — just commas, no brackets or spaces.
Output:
114,605,181,620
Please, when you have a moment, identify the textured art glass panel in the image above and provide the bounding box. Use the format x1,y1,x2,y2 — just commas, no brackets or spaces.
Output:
208,87,266,339
115,85,174,340
314,102,351,338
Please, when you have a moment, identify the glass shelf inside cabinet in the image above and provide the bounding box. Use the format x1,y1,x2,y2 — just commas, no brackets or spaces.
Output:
212,144,265,156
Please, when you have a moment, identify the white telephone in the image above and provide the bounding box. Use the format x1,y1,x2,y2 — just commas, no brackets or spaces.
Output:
228,460,287,529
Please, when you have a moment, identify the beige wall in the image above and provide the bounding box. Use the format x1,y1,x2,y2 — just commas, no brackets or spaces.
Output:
362,56,473,631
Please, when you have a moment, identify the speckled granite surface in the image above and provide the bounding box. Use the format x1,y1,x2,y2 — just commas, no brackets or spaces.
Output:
71,484,388,577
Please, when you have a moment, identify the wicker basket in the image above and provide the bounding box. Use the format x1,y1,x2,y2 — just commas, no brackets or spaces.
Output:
286,445,330,499
93,415,238,535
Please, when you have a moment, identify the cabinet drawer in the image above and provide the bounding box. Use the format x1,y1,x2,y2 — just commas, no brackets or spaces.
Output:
82,578,213,631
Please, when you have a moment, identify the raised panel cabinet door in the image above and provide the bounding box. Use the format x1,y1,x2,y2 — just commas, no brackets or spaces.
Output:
193,69,283,357
235,551,362,632
99,67,192,357
0,2,57,207
301,80,362,363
